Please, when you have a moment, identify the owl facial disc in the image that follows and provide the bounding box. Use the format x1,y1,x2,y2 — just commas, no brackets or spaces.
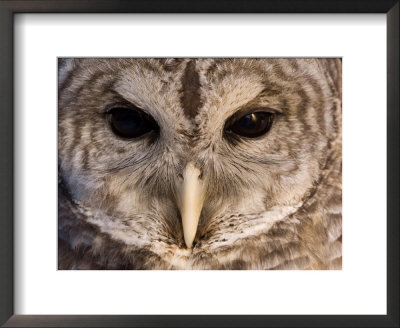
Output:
177,162,206,248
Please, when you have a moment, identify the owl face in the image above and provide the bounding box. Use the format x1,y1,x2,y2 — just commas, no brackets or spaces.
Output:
59,58,340,266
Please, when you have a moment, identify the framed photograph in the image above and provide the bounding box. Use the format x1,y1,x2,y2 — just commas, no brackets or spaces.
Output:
0,1,398,327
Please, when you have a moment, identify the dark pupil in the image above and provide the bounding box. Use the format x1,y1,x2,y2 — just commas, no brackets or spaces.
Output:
238,114,259,130
109,107,157,138
230,112,273,138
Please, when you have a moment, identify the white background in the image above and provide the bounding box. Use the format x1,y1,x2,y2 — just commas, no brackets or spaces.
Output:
14,14,387,315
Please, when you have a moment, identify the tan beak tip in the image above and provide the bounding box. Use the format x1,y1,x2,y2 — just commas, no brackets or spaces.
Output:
183,229,195,249
185,240,193,249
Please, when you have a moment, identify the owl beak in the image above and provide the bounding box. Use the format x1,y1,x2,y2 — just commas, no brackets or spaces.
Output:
177,162,206,249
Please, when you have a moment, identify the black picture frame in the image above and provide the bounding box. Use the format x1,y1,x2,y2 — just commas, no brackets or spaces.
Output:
0,1,398,327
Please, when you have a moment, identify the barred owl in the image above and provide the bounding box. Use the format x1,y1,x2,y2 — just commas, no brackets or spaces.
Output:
58,58,342,270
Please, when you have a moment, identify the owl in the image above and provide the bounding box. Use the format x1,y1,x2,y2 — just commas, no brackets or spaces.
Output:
58,58,342,270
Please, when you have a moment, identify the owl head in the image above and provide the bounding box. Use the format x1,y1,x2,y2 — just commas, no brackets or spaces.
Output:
58,58,341,268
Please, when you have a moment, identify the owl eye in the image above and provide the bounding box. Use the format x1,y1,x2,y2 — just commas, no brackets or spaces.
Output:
108,107,158,139
227,112,274,138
